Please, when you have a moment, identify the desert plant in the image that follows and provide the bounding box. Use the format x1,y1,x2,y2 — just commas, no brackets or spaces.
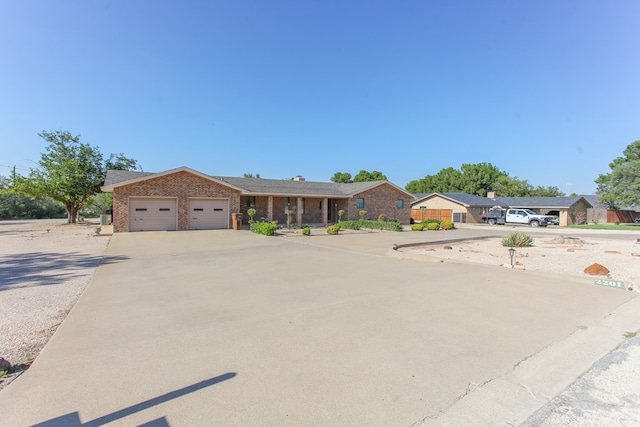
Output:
338,209,345,222
378,214,387,222
359,210,367,220
302,226,311,236
426,222,440,230
501,232,534,247
326,225,340,235
440,221,455,230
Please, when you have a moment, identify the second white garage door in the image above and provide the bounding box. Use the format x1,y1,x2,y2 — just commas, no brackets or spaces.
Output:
188,199,229,230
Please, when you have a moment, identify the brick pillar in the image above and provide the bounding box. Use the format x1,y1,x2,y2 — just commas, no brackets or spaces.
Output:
267,196,273,222
296,197,303,226
322,198,328,225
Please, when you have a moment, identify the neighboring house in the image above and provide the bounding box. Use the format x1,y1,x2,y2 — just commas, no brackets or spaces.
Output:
410,193,593,226
584,194,639,223
101,167,413,232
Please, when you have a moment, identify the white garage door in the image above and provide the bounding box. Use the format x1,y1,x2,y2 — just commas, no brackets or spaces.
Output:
129,198,177,232
188,199,229,230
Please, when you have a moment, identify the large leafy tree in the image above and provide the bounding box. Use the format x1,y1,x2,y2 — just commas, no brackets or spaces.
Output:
353,170,387,182
15,130,140,223
330,172,353,183
405,163,564,197
595,140,640,209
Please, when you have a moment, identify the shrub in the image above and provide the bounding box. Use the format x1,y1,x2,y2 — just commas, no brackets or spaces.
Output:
359,210,367,220
251,221,277,236
411,224,425,231
338,210,345,222
501,232,534,247
338,220,361,230
301,227,311,236
326,225,340,235
426,222,440,230
247,208,256,222
441,221,455,230
378,214,387,222
422,219,441,226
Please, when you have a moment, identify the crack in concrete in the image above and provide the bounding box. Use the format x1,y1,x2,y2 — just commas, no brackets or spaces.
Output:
409,378,497,426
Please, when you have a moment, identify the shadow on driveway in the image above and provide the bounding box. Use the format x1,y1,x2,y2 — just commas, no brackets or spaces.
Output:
32,373,236,427
0,252,129,291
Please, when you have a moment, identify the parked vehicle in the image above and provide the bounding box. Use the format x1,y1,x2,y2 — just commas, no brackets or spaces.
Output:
482,207,550,227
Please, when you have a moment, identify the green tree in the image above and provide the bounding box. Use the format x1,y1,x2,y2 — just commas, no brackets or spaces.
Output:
353,170,387,182
243,173,261,178
405,167,464,194
405,163,565,197
15,130,139,223
596,140,640,208
330,172,353,183
459,163,505,196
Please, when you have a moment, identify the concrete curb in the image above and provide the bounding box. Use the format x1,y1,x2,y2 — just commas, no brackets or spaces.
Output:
415,295,640,426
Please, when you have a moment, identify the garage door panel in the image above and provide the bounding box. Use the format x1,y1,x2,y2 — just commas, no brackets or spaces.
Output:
189,199,228,230
130,198,177,232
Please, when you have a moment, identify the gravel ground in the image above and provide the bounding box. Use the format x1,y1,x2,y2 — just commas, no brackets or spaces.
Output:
401,234,640,285
0,219,110,389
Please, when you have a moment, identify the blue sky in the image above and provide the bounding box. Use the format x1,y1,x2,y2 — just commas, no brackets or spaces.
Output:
2,1,639,195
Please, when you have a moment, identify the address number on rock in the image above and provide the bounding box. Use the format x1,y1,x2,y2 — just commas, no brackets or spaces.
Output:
594,279,626,290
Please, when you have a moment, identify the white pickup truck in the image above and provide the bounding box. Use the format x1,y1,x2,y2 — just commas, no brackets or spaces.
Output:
482,207,551,227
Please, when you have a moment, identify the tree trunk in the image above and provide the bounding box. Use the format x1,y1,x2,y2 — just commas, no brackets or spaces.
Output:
66,205,80,224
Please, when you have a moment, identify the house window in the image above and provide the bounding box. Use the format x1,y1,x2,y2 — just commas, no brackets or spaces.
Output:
356,198,365,209
396,199,404,209
286,197,305,214
245,196,256,208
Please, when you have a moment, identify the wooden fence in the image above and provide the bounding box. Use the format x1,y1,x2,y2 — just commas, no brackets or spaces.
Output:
410,209,453,223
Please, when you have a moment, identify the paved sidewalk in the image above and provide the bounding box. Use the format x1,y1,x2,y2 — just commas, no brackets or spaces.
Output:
0,228,638,426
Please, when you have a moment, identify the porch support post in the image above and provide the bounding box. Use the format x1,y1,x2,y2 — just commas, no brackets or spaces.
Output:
296,197,303,226
322,197,328,225
267,196,273,222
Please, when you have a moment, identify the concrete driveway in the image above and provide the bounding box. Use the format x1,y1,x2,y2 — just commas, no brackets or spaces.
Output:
1,228,638,426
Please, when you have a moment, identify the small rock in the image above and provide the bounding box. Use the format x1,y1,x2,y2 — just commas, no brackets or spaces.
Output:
604,250,621,254
0,357,11,371
584,263,610,276
567,248,575,252
632,253,640,257
443,245,453,250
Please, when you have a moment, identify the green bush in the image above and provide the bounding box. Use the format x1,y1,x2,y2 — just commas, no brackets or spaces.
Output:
441,221,455,230
378,214,387,222
426,222,440,230
411,224,425,231
326,225,340,235
359,210,367,220
251,221,277,236
501,232,534,247
302,227,311,236
338,220,361,230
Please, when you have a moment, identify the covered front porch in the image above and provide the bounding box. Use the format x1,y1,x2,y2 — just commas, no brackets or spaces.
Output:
240,196,349,227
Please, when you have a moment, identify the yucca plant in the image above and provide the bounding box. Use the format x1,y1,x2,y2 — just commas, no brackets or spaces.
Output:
501,232,534,247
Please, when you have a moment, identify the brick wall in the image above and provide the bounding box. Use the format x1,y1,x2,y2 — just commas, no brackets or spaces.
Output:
347,184,411,224
112,171,241,232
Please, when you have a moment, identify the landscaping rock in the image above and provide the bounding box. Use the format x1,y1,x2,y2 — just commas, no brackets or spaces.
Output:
443,245,453,250
584,263,610,276
550,236,586,245
0,357,11,371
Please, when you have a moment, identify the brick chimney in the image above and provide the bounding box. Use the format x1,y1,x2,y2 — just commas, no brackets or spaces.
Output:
487,191,496,198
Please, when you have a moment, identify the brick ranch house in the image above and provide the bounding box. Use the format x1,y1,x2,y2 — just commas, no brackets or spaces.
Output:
101,167,413,232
